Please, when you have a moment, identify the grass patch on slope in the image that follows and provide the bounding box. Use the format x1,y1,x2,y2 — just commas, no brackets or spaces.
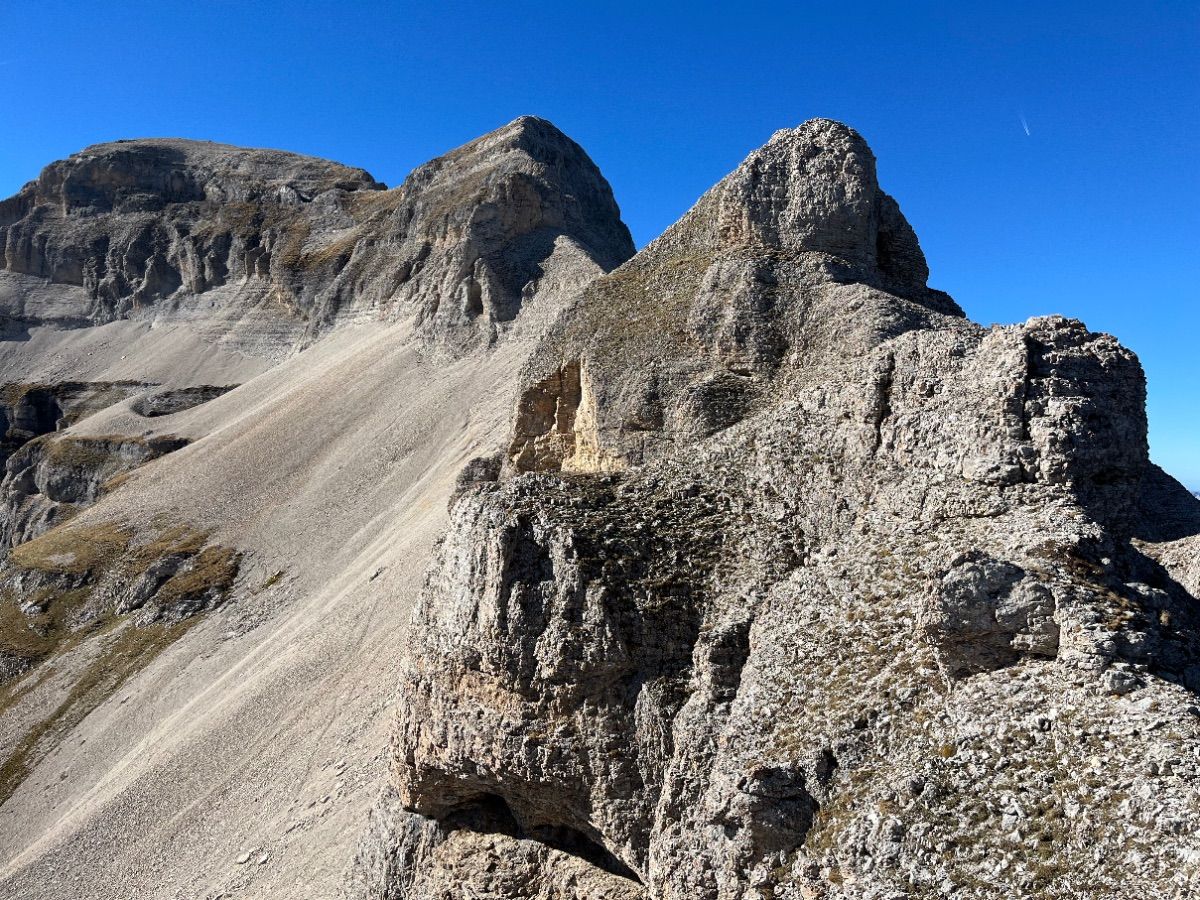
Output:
0,519,241,806
0,616,195,805
8,521,132,577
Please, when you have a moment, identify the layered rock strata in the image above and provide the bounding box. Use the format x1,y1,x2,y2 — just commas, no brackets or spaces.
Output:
0,119,632,355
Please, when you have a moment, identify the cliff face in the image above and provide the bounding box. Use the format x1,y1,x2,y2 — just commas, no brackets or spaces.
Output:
356,121,1200,899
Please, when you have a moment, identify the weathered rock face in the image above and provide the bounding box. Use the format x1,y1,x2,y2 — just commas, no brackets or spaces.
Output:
506,119,961,475
0,380,154,465
0,381,205,549
128,384,235,418
0,140,381,339
0,117,634,557
359,121,1200,899
0,118,633,354
0,432,189,550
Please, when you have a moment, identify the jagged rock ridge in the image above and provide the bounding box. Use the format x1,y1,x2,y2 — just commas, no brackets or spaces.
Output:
354,120,1200,899
506,120,961,475
0,114,1194,900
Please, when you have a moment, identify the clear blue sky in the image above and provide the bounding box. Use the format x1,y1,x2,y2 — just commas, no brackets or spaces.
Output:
2,1,1196,486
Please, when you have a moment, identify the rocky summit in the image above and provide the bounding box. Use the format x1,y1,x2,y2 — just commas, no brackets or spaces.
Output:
0,118,1195,900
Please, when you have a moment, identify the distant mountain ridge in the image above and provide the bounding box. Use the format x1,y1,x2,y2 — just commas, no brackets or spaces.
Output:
0,118,633,355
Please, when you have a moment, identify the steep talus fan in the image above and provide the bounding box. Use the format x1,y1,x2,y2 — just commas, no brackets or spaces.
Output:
357,120,1200,899
0,117,635,556
0,117,637,893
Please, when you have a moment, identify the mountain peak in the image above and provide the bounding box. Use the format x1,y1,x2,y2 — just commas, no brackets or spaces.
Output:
0,121,635,353
503,118,964,474
499,114,570,141
766,116,867,145
396,117,635,276
711,117,936,300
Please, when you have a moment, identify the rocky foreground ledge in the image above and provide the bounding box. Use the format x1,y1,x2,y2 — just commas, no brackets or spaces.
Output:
349,120,1200,899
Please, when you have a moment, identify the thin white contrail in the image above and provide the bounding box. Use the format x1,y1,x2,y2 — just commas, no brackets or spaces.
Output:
1019,114,1031,136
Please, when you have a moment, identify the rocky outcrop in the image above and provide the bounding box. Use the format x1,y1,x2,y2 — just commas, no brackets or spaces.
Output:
361,120,1200,899
0,380,156,466
350,786,646,900
0,119,634,355
0,519,239,674
0,378,224,551
506,120,960,474
129,384,236,417
0,381,202,549
0,432,188,550
0,516,241,800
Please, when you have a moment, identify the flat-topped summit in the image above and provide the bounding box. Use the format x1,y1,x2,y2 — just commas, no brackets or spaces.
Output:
2,137,385,218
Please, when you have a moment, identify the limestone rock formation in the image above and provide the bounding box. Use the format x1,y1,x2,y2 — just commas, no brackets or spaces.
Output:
0,113,1193,900
506,120,960,475
356,120,1200,899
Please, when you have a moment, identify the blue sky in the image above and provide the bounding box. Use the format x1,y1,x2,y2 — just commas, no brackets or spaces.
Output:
2,1,1197,485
